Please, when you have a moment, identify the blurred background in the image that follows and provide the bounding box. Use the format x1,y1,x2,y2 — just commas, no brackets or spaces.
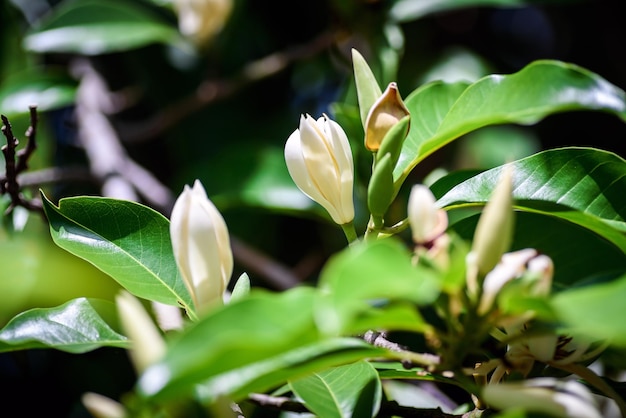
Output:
1,0,625,416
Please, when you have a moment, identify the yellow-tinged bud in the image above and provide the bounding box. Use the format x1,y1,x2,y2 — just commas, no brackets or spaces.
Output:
482,378,602,418
170,180,233,314
407,184,448,245
116,291,166,374
174,0,233,47
364,82,410,152
82,392,127,418
470,165,514,278
285,114,355,225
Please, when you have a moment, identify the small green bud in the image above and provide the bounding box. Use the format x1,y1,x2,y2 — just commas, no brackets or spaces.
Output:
367,153,395,221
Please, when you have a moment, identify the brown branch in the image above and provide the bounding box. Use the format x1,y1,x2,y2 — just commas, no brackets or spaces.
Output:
1,108,44,215
122,30,339,143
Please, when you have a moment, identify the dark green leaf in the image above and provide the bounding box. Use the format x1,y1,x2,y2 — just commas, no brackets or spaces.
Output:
0,298,128,353
290,361,382,418
41,193,192,310
398,61,626,184
436,148,626,255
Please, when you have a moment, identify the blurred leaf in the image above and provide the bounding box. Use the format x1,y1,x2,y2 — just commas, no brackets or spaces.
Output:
390,0,572,22
138,287,387,402
41,193,193,310
289,361,382,418
0,298,128,353
317,238,439,335
24,0,184,55
0,68,76,117
397,60,626,185
551,273,626,346
436,148,626,254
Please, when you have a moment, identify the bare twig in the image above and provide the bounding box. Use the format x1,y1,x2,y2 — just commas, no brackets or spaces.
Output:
122,30,338,143
1,107,44,215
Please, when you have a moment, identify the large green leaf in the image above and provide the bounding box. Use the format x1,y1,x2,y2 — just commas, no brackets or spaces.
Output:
195,339,385,404
289,361,382,418
41,193,192,310
551,273,626,346
24,0,184,55
317,238,439,336
397,60,626,184
138,287,322,400
0,298,128,353
435,148,626,254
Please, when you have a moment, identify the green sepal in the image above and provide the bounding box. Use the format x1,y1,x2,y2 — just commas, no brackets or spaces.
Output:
352,48,382,130
367,153,395,219
376,115,410,168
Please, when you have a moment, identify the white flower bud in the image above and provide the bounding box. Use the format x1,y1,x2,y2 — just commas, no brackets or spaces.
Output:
82,392,126,418
170,180,233,314
174,0,233,46
407,184,448,245
285,114,355,225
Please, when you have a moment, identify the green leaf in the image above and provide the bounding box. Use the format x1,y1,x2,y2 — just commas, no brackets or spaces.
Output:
352,48,383,130
436,148,626,254
0,68,76,117
397,60,626,184
41,193,192,310
195,339,385,404
551,273,626,346
24,0,184,55
0,298,128,353
289,361,382,418
138,287,322,400
390,0,564,22
317,239,439,335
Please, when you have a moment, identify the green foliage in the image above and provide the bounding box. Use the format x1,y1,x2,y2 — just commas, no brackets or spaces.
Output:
2,0,626,417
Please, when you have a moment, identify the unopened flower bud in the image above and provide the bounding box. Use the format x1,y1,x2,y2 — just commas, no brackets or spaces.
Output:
116,291,166,373
407,184,448,245
364,82,410,152
170,180,233,314
82,392,126,418
174,0,233,47
471,166,515,278
285,114,355,225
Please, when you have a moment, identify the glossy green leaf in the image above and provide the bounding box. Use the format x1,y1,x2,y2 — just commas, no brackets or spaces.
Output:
41,193,192,310
397,60,626,184
195,339,385,404
317,238,439,336
290,361,382,418
0,68,76,117
138,287,322,400
450,211,626,286
0,298,128,353
24,0,184,55
436,148,626,254
551,273,626,346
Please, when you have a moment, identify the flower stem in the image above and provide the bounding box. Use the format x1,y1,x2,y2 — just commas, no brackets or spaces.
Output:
341,221,359,244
